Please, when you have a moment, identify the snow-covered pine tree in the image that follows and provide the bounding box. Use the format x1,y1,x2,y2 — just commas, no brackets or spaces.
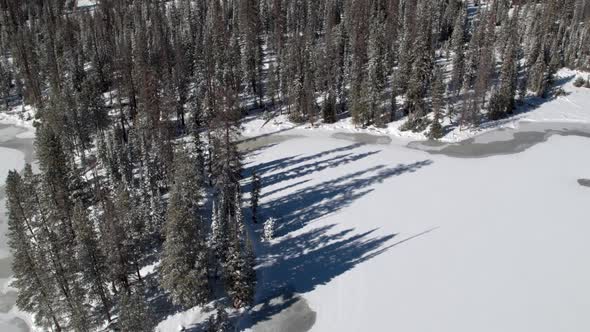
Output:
449,7,467,97
224,234,256,309
6,170,63,331
428,65,446,140
489,15,520,121
72,202,113,324
207,303,233,332
118,286,153,332
263,217,276,242
250,170,261,224
160,147,210,308
368,6,387,128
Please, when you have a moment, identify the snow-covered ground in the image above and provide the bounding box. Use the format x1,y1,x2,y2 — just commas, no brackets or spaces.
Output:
244,69,590,143
0,105,35,139
76,0,97,8
1,67,589,331
237,126,590,332
152,69,590,331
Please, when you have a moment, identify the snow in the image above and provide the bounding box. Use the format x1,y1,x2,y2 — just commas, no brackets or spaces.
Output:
156,306,211,332
76,0,97,8
161,77,590,331
237,127,590,332
0,105,36,139
0,64,588,332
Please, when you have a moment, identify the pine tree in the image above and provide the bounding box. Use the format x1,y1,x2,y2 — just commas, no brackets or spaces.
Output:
207,303,233,332
490,18,519,120
367,7,387,127
449,7,467,96
118,286,153,332
263,217,276,242
529,52,549,97
428,65,446,140
6,170,63,331
250,171,261,224
72,202,112,324
224,236,256,309
160,147,210,308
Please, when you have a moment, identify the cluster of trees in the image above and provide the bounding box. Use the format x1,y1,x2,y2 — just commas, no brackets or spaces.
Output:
1,0,589,331
3,0,257,331
0,1,588,137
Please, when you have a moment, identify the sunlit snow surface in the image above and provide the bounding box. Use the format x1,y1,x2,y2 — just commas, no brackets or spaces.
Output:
234,128,590,332
154,69,590,331
76,0,97,8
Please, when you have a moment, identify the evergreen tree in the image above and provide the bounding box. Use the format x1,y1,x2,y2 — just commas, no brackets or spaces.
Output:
6,170,63,331
250,171,261,224
160,147,210,308
72,203,113,324
118,286,153,332
225,235,256,309
428,65,446,140
449,7,467,97
207,304,233,332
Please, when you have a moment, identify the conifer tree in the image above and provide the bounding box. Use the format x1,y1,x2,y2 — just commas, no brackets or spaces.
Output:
160,147,210,308
250,171,261,224
72,202,112,324
428,65,446,140
118,286,153,332
207,303,233,332
6,170,63,331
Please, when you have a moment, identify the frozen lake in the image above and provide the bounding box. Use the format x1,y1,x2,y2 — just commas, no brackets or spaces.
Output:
238,121,590,332
0,124,34,332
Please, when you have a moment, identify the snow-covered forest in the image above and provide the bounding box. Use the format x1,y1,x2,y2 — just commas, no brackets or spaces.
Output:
0,0,589,331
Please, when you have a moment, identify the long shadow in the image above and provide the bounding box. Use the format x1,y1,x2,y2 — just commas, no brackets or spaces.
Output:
240,223,437,330
237,141,434,331
260,179,311,199
243,150,381,194
243,142,366,177
259,160,433,236
239,161,433,330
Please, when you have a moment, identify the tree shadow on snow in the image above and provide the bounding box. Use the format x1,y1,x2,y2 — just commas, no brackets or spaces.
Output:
260,160,433,237
240,224,438,330
237,143,434,330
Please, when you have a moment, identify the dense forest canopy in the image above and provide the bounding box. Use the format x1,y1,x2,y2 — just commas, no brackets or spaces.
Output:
1,0,589,331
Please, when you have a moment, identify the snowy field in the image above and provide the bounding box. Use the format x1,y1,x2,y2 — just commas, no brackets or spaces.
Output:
237,127,590,332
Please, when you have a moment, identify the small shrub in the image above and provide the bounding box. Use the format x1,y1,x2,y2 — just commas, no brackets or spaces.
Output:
585,76,590,89
427,120,444,140
400,117,430,133
573,76,586,87
553,88,569,97
263,217,276,242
